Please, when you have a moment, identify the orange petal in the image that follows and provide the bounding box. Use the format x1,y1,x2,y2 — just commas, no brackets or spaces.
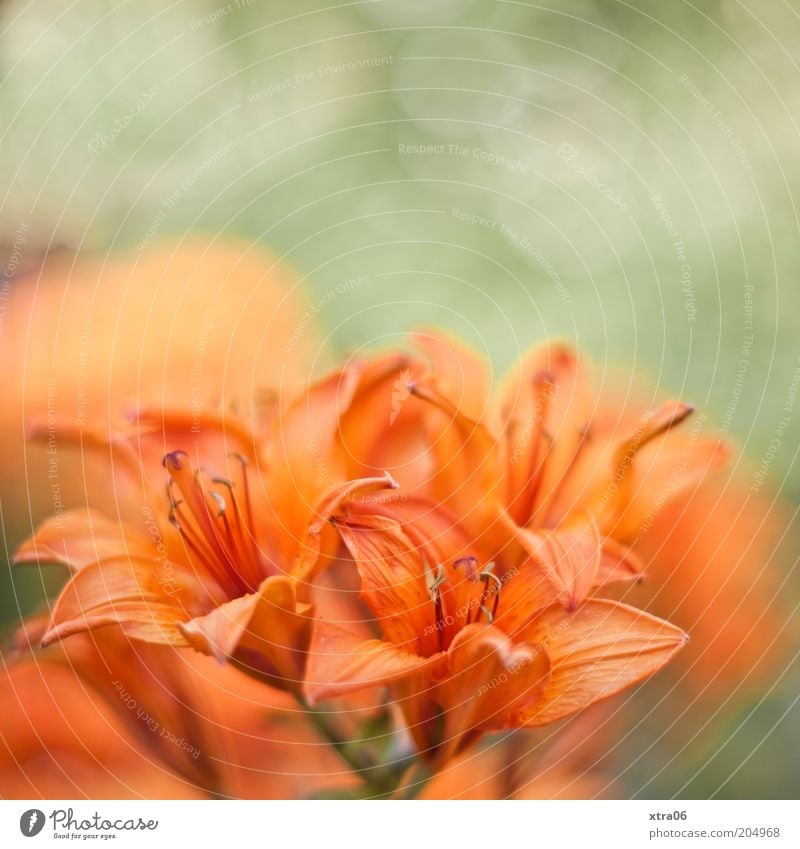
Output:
335,353,431,483
25,419,148,518
292,472,400,583
635,474,793,697
432,624,550,763
42,556,210,647
128,405,261,474
2,239,317,536
494,558,559,638
519,599,687,726
179,575,313,688
609,435,730,540
14,510,155,571
304,619,440,704
592,401,728,538
264,365,363,563
501,343,593,526
412,330,491,424
496,537,644,638
408,381,502,534
331,512,436,654
0,658,202,799
501,510,602,611
345,495,486,640
596,538,645,588
178,593,260,663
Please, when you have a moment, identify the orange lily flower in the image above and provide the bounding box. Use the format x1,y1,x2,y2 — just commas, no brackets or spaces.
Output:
1,618,360,799
0,238,319,543
14,365,398,692
1,617,204,799
0,656,203,800
302,333,731,766
305,500,687,768
334,333,729,614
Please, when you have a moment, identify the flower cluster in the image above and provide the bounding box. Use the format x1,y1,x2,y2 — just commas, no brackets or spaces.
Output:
2,248,783,799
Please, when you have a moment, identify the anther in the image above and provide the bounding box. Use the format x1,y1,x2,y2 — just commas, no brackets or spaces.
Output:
208,491,226,516
453,556,479,581
479,570,502,596
162,450,188,471
427,563,448,599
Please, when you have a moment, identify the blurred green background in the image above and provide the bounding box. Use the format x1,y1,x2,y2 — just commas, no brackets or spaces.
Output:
1,0,798,798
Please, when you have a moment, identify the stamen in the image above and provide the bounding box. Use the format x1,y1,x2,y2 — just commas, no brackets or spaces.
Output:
468,562,503,625
208,490,226,516
481,567,503,620
162,450,265,596
427,563,448,598
171,501,237,594
229,453,258,555
425,562,449,652
212,474,265,591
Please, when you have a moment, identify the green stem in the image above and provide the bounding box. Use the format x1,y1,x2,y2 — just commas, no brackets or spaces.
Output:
395,759,434,800
296,696,399,797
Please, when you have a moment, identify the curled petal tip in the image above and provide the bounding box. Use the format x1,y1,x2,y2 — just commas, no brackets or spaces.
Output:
533,369,556,386
551,342,577,361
